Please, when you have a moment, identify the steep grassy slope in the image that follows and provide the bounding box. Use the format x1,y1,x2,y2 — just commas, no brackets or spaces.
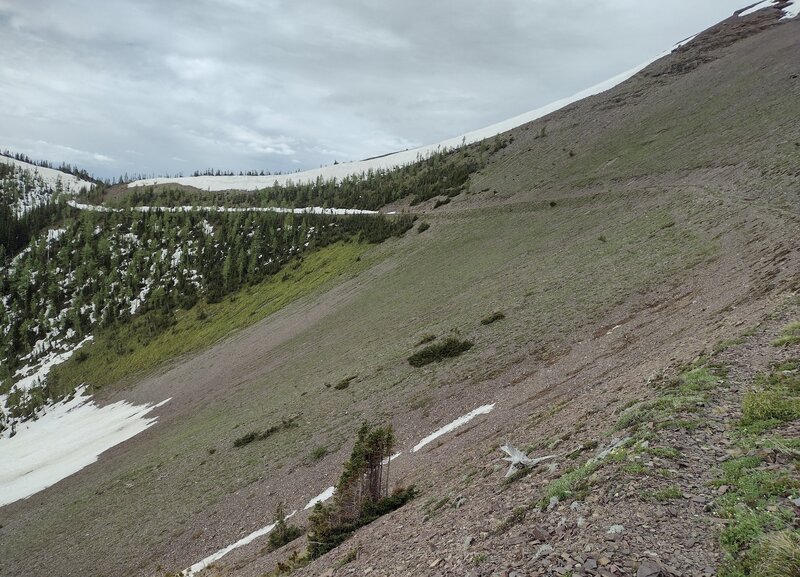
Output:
1,12,798,577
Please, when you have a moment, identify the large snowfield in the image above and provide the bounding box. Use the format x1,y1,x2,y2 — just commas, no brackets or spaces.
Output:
0,388,170,507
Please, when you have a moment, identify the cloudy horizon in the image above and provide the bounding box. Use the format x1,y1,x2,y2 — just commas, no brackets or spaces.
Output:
1,0,748,179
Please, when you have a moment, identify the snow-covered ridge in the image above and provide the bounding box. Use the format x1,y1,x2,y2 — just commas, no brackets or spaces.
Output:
1,156,94,216
1,156,94,193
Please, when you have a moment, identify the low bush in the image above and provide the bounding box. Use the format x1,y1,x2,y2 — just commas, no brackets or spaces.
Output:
408,337,473,367
333,376,356,390
233,416,298,448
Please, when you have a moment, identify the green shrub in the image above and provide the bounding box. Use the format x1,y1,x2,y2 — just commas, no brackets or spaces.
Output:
417,222,430,233
742,391,800,426
408,337,473,367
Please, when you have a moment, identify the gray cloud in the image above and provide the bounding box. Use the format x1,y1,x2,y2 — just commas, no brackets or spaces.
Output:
0,0,746,179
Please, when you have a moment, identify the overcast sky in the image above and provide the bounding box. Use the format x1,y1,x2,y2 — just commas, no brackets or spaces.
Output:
0,0,748,179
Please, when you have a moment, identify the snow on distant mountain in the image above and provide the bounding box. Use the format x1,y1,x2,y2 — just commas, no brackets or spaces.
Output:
739,0,800,19
1,156,94,215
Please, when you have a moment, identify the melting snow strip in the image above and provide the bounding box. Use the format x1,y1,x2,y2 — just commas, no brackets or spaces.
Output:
0,388,171,506
182,511,296,577
304,486,336,510
67,200,379,215
739,0,773,17
382,451,402,465
411,404,496,453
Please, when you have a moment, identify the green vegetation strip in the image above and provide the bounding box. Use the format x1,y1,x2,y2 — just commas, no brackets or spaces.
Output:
51,242,371,391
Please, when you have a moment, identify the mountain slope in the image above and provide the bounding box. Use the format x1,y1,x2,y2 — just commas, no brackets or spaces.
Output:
1,8,799,577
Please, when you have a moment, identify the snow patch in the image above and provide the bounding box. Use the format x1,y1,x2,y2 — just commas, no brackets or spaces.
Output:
382,451,402,465
0,388,170,506
304,485,335,510
782,0,800,18
411,404,496,453
12,336,93,392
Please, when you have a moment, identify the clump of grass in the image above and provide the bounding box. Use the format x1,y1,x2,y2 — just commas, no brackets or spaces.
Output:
742,391,800,427
310,446,328,461
754,531,800,577
615,404,654,430
433,197,451,209
541,460,600,505
623,461,647,475
644,485,682,501
472,553,488,566
676,366,722,391
615,364,722,431
714,337,746,354
714,456,798,576
422,496,450,519
233,416,298,448
417,222,430,233
741,360,800,431
480,311,506,325
645,446,681,459
408,337,473,367
772,321,800,347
